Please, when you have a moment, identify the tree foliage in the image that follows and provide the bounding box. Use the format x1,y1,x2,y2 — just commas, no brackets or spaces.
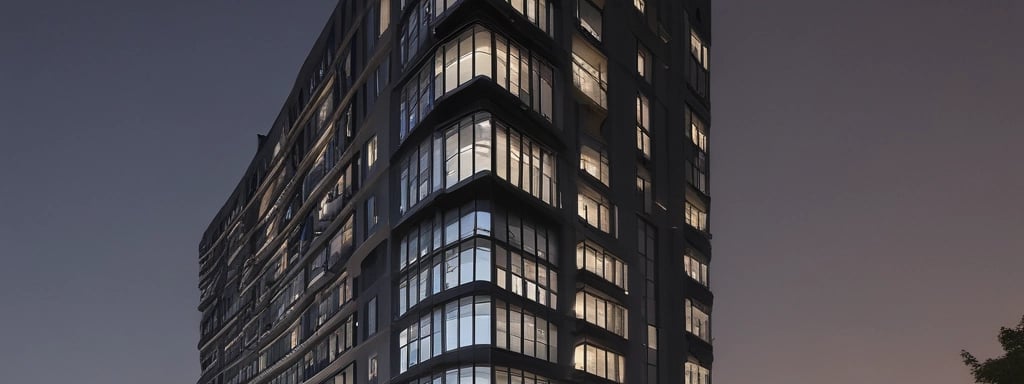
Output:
961,315,1024,383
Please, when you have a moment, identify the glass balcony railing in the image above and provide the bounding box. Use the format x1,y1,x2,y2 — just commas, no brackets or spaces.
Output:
572,54,607,108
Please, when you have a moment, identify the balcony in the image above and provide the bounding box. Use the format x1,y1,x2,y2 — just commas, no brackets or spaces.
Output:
572,36,607,109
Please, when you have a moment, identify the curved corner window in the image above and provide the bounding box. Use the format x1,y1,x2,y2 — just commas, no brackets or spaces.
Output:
400,25,554,143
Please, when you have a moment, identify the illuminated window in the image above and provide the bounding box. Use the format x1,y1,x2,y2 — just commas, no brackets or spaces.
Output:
500,0,553,35
573,343,625,383
398,113,558,214
690,30,709,70
637,43,651,81
685,361,711,384
378,0,390,36
398,238,493,314
495,244,558,308
647,325,657,350
690,114,708,151
684,250,709,287
407,366,553,384
400,25,554,141
365,135,378,168
575,290,628,338
689,29,710,97
637,93,651,157
572,36,607,108
496,122,558,206
685,299,711,342
684,199,707,231
580,144,609,185
578,186,614,234
576,240,627,289
397,296,492,372
495,367,556,384
368,355,379,383
495,300,558,361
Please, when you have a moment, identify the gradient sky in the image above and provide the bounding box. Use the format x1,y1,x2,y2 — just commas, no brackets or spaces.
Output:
1,1,1021,383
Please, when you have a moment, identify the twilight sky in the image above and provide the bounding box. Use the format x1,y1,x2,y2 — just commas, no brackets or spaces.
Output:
0,1,1021,383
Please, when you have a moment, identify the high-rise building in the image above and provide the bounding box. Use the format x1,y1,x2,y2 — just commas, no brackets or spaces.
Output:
196,0,712,383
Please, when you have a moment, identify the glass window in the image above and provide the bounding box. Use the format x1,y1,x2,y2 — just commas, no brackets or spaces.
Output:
577,0,603,41
685,361,711,384
398,296,493,372
685,299,711,342
575,240,627,289
648,325,658,350
497,301,561,360
572,36,607,108
636,93,651,158
399,112,556,214
636,166,652,214
574,290,628,338
365,135,378,168
580,144,609,185
684,199,707,231
637,43,651,82
688,29,710,97
368,355,379,383
578,186,614,234
365,195,377,232
690,30,710,70
379,0,390,36
494,243,558,309
495,122,557,205
367,297,378,336
684,250,709,287
690,113,708,151
499,0,553,35
573,343,625,383
407,365,555,384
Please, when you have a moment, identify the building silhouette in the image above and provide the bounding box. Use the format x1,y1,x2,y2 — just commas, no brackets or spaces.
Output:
197,0,712,383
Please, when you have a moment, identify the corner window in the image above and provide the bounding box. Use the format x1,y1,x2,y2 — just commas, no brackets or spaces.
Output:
688,30,710,97
684,250,709,287
684,199,707,231
685,299,711,342
690,30,710,70
397,296,492,372
685,361,711,384
690,115,708,151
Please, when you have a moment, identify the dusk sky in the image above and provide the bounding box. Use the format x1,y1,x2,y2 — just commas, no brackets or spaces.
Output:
1,1,1021,383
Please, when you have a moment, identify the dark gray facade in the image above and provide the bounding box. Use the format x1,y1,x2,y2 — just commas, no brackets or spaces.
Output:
196,1,712,383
